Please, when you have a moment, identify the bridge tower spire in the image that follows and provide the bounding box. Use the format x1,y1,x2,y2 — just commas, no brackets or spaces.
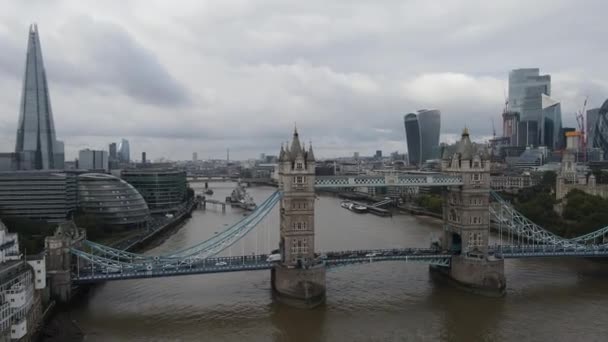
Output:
271,128,326,308
438,128,505,294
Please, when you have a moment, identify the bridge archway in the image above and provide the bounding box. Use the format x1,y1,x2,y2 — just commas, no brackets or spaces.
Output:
451,233,462,255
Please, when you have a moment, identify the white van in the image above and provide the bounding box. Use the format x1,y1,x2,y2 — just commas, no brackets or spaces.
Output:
266,254,281,262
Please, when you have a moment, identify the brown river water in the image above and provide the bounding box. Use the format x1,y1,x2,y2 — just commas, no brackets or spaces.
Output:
59,182,608,341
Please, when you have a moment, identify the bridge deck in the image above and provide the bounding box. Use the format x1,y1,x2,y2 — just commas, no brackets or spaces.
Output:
314,174,463,188
72,248,451,283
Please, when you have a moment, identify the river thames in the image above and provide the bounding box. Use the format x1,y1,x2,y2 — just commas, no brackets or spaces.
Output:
63,182,608,341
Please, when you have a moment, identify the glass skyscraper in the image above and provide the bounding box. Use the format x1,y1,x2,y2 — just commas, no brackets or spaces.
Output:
541,94,562,150
14,24,64,170
404,109,441,166
508,68,561,149
592,99,608,158
118,139,130,162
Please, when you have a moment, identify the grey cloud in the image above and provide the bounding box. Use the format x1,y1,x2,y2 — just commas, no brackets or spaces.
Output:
43,17,191,107
0,0,607,160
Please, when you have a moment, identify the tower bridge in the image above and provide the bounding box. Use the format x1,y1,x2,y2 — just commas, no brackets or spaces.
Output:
45,128,608,307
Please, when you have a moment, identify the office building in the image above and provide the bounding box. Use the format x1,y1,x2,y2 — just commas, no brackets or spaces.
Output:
404,109,441,166
592,99,608,158
502,111,520,145
77,173,149,228
0,220,46,340
375,150,382,159
508,68,561,149
541,94,562,149
0,171,78,223
192,152,198,162
109,143,117,160
141,152,147,164
587,108,600,148
78,149,108,171
118,139,130,163
508,68,551,122
121,169,188,213
14,25,64,170
558,127,576,150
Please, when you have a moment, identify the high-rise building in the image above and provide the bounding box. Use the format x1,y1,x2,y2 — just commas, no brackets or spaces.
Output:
118,139,130,162
404,109,441,166
508,68,560,148
375,150,382,159
592,99,608,159
587,108,600,148
14,24,64,170
508,68,551,121
541,94,562,150
517,120,539,147
192,152,198,162
502,111,520,145
109,143,117,160
78,149,108,171
141,152,146,164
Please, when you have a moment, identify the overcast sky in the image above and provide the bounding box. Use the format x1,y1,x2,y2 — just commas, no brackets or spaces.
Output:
0,0,606,161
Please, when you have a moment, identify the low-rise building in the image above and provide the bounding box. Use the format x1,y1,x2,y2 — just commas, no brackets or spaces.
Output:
0,171,78,223
0,220,45,341
121,169,187,213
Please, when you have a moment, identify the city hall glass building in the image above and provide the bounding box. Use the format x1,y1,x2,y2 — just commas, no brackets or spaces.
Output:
77,173,149,228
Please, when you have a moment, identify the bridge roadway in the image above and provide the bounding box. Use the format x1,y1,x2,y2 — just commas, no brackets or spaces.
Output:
72,248,451,284
187,174,465,187
492,244,608,258
314,174,463,188
72,244,608,284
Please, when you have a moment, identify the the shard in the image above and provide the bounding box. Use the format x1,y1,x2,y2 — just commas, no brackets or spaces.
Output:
14,24,64,170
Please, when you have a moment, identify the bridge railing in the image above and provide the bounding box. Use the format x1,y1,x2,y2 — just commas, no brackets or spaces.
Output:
80,191,282,264
489,191,582,249
314,174,463,188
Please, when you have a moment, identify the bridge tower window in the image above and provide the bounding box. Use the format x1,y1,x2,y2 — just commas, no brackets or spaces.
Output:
468,232,483,249
296,162,303,170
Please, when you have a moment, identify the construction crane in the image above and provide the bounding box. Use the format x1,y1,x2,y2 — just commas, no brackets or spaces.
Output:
575,97,588,161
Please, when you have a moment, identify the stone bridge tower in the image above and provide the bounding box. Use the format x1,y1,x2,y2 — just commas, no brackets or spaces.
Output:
45,221,86,302
271,128,326,308
439,128,505,295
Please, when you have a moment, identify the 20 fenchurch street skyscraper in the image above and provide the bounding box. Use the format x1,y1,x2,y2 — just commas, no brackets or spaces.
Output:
404,109,441,166
14,24,64,170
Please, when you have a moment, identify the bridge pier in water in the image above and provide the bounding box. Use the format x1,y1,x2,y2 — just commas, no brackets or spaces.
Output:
435,128,506,295
272,128,326,308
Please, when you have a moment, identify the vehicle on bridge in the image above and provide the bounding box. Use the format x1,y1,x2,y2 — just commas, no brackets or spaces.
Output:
266,254,281,262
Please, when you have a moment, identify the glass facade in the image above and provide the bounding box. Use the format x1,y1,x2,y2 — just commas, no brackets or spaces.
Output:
592,99,608,159
418,109,441,161
121,169,187,213
541,95,562,150
509,68,551,122
404,113,421,166
404,109,441,166
14,25,64,170
587,108,600,149
77,173,149,227
118,139,130,163
0,171,77,222
508,68,558,148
